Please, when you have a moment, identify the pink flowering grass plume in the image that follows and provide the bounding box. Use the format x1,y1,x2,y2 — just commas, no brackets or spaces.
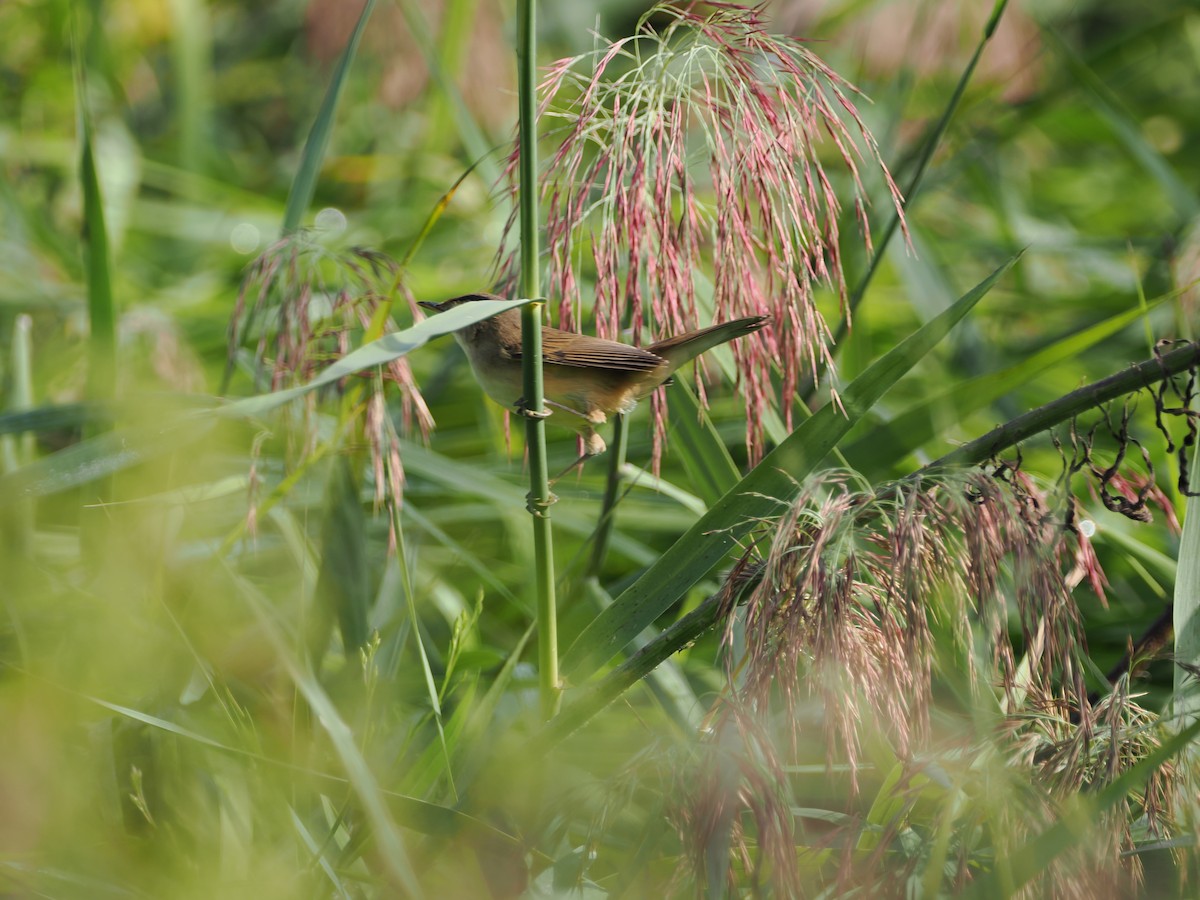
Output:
499,2,905,467
227,233,432,513
675,468,1186,895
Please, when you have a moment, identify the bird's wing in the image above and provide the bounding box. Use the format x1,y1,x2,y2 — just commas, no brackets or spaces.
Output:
506,328,665,372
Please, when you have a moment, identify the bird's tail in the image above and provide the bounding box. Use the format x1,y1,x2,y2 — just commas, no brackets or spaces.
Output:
647,315,769,372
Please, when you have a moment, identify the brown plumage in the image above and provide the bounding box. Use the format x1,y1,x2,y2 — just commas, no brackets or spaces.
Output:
419,292,769,457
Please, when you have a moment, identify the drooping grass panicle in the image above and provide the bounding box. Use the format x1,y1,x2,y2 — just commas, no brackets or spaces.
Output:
678,467,1186,894
729,468,1082,790
227,234,432,511
497,1,905,464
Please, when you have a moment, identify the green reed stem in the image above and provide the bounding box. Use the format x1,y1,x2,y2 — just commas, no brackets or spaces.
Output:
925,340,1200,471
587,413,629,579
516,0,560,719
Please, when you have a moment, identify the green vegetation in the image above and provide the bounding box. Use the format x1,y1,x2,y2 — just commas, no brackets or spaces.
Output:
2,0,1200,896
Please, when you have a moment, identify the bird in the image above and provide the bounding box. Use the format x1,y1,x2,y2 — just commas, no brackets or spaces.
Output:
419,292,769,472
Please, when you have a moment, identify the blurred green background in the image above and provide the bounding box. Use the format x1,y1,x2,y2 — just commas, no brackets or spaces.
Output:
2,0,1199,896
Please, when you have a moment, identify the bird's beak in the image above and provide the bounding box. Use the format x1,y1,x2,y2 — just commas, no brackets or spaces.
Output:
418,300,446,313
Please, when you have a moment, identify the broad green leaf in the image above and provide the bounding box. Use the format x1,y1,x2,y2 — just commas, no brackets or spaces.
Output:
219,297,529,419
562,254,1021,680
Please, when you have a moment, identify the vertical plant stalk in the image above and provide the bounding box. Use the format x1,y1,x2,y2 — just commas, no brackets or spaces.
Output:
587,414,629,579
1173,439,1200,724
2,317,36,569
75,25,117,567
167,0,214,175
517,0,560,719
78,87,116,411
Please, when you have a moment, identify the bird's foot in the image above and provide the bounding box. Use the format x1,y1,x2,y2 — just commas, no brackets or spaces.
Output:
513,397,552,420
525,490,559,517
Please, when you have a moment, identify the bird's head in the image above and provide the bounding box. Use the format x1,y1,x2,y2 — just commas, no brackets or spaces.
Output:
417,292,503,315
418,292,519,347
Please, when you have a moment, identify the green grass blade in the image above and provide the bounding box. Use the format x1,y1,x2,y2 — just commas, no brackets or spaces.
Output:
1,316,36,555
90,692,519,845
289,806,354,900
586,412,630,578
843,297,1168,474
828,0,1011,350
537,573,760,750
1174,442,1200,717
366,164,485,341
666,379,741,507
2,316,36,473
965,717,1200,897
452,624,534,794
0,404,105,438
583,578,701,731
219,297,528,419
76,60,116,408
619,463,706,516
400,442,657,565
562,254,1021,680
315,456,371,654
234,571,424,898
404,503,521,609
391,503,459,802
281,0,377,233
167,0,213,174
0,417,215,498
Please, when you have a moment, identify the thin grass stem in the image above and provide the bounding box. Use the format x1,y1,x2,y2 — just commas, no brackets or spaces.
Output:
587,413,629,579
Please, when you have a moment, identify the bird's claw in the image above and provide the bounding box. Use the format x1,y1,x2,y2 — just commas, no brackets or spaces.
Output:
526,490,559,517
513,397,552,420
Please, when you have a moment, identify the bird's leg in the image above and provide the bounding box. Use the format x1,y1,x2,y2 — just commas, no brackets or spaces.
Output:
548,418,608,486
